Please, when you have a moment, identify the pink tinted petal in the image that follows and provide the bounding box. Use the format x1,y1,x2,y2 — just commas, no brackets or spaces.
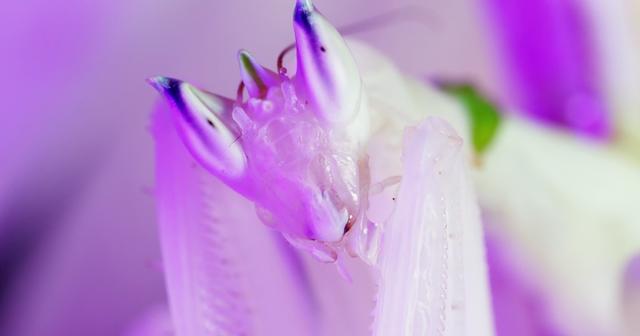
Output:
622,254,640,334
124,305,174,336
485,228,566,336
373,117,493,335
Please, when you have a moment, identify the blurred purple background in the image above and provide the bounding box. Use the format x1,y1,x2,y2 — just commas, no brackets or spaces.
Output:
1,0,635,335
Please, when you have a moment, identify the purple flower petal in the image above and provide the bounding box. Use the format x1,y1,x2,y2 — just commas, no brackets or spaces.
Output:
483,0,611,139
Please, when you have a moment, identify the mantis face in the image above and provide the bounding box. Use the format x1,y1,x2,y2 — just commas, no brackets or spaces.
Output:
150,0,370,249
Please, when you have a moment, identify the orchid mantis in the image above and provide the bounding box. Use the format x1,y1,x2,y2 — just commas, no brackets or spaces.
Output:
150,1,493,335
150,0,379,262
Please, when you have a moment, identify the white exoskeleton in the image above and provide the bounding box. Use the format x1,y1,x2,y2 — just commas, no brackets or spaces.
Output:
149,0,382,263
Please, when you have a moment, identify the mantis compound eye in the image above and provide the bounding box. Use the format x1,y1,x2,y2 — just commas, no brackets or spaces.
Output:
148,77,247,183
293,0,363,126
237,50,281,99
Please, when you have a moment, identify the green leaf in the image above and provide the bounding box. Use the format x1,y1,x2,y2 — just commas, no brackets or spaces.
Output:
441,83,502,155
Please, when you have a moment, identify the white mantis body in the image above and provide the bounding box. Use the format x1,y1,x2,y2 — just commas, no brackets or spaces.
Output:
150,0,385,262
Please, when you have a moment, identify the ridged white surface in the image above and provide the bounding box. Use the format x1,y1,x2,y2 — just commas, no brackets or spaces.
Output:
372,117,493,336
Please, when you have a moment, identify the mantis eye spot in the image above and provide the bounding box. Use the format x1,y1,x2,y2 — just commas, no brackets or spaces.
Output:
344,213,356,234
206,119,215,128
319,46,326,52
